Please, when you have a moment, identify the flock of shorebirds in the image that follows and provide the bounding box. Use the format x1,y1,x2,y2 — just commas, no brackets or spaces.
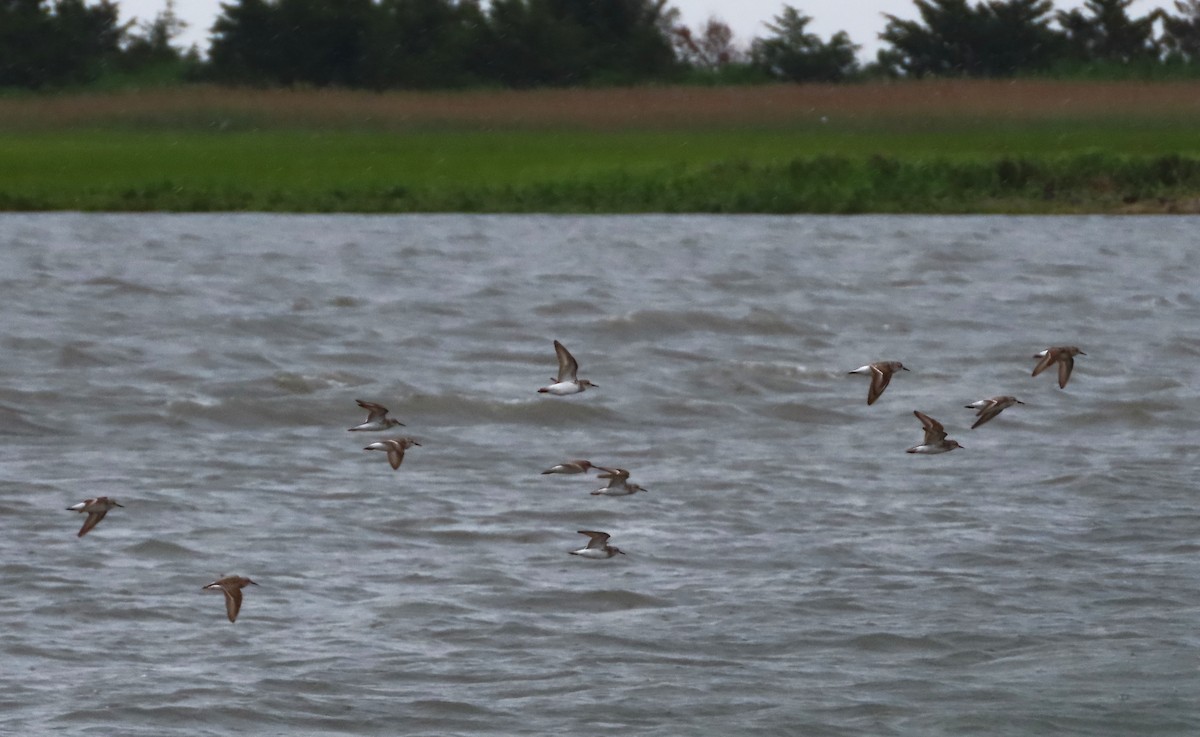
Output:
63,340,1085,622
850,345,1084,454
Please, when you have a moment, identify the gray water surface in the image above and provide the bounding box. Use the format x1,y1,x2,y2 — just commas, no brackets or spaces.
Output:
1,214,1198,736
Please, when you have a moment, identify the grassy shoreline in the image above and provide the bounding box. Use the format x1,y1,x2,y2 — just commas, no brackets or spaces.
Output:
3,82,1200,213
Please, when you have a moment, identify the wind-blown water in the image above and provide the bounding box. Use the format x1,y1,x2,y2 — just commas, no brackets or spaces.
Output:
2,214,1198,736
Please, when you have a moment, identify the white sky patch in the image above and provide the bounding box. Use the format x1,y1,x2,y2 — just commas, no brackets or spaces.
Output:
116,0,1177,61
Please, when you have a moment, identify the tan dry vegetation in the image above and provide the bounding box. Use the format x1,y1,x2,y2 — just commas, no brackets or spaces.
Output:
5,80,1200,130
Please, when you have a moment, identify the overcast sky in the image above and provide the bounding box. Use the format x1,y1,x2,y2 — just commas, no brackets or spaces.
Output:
119,0,1175,60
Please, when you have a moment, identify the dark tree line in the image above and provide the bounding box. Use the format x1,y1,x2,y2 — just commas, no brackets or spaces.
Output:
1,0,123,87
3,0,1200,90
207,0,681,88
0,0,196,88
877,0,1182,76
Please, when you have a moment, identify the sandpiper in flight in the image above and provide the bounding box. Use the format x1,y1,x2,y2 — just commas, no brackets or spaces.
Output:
1032,346,1085,388
363,437,421,470
203,575,258,623
568,530,625,558
590,467,648,496
907,411,963,454
848,361,909,405
541,459,596,474
66,497,123,538
538,340,597,395
348,399,405,431
965,395,1024,429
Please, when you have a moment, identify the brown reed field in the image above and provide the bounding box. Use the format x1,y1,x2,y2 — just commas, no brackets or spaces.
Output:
5,80,1200,130
2,81,1199,212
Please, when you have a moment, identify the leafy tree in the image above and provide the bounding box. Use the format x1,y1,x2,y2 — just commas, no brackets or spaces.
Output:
671,17,744,70
877,0,1059,77
1056,0,1159,62
0,0,124,88
750,5,858,82
1159,0,1200,59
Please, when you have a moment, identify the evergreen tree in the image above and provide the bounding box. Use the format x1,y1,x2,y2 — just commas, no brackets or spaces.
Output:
365,0,487,88
478,0,578,85
877,0,984,77
1057,0,1159,62
0,0,123,88
750,6,858,82
482,0,677,86
207,0,284,84
208,0,375,86
276,0,374,86
878,0,1059,77
208,0,677,88
1160,0,1200,59
983,0,1062,74
121,0,188,68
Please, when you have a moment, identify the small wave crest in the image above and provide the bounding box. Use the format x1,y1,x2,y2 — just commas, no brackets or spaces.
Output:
599,307,818,339
124,539,202,558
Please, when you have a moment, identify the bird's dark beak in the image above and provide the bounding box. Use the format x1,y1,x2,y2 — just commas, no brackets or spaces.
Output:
1079,351,1087,355
114,502,125,507
248,580,259,586
901,367,910,371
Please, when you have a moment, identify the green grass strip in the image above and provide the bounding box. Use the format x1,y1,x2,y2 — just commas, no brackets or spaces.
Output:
2,129,1199,213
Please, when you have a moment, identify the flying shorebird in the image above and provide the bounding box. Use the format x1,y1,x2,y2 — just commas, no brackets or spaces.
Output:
541,459,596,474
203,575,258,623
590,467,648,496
965,395,1024,429
906,411,964,454
1032,346,1085,388
66,497,123,538
538,340,597,395
568,530,625,558
363,437,421,470
848,361,909,405
347,399,405,431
